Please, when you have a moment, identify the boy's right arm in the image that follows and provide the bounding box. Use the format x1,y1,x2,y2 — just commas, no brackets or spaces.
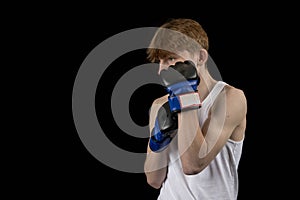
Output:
144,96,171,189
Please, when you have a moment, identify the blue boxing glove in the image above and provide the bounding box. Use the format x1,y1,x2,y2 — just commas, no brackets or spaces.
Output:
149,102,178,152
160,60,201,113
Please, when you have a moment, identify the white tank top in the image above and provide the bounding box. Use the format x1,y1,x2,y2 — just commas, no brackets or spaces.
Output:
157,81,244,200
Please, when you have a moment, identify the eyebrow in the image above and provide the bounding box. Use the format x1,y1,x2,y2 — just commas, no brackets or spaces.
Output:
161,53,180,59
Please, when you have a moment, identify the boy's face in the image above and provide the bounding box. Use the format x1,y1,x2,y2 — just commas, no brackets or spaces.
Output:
157,51,196,75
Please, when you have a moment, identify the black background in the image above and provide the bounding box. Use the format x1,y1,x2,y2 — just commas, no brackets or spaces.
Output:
65,15,261,199
7,4,295,199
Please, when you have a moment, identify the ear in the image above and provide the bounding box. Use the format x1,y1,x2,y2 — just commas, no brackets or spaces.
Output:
198,49,208,66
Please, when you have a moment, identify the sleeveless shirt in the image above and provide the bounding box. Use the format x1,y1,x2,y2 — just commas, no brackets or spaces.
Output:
157,81,244,200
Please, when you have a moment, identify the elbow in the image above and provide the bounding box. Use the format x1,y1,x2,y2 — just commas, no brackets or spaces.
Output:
144,165,167,189
147,177,162,189
182,162,206,175
182,166,202,175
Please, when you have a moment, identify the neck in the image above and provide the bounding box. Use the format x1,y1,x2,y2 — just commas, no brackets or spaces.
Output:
197,70,217,102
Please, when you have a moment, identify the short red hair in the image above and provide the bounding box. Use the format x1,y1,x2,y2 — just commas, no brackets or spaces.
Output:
147,18,209,62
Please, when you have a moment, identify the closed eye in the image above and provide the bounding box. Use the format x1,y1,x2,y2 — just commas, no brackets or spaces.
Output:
168,57,175,62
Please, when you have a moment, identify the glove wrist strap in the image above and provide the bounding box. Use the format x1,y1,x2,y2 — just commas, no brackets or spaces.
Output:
168,92,201,113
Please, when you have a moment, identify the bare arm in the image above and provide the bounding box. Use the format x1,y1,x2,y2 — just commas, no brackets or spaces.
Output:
178,86,247,175
144,96,169,189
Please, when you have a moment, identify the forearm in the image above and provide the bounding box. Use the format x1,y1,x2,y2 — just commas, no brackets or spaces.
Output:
144,145,168,188
178,109,208,174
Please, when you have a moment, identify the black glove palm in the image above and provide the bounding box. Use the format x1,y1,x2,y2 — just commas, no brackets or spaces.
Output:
160,60,201,113
149,102,178,152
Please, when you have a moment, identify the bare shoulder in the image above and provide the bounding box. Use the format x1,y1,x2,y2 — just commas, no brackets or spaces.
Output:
224,84,247,119
222,85,247,141
226,85,247,107
211,84,247,127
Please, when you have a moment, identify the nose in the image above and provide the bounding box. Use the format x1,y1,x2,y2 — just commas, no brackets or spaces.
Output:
158,63,168,75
